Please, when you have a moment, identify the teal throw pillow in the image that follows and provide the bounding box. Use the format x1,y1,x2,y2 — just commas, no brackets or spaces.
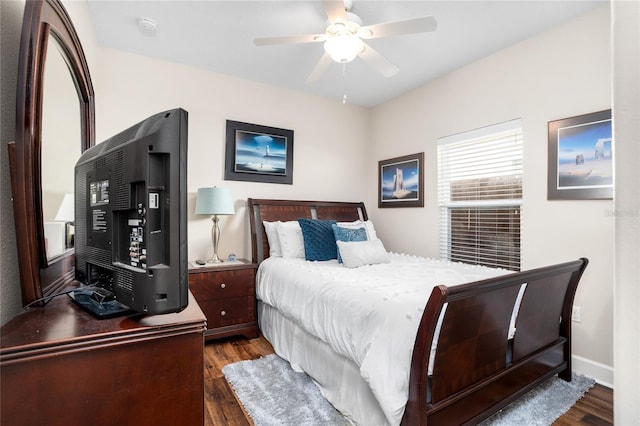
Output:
332,224,368,263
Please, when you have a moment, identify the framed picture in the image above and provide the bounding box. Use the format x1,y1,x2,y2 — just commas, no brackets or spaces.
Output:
547,110,613,200
224,120,294,184
378,152,424,208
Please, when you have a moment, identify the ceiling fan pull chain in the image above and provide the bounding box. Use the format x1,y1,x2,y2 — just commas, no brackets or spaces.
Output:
342,63,348,104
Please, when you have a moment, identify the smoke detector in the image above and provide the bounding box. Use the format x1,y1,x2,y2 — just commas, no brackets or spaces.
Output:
138,18,157,36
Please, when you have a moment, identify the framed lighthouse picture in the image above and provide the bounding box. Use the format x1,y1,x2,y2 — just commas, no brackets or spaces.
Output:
224,120,294,184
378,152,424,208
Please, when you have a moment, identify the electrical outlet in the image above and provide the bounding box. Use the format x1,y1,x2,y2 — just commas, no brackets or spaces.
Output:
572,306,582,323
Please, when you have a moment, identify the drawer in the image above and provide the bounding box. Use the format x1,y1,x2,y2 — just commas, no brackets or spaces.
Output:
189,269,255,300
201,296,255,328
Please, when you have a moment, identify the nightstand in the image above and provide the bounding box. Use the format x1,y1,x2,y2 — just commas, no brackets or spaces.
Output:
188,259,259,341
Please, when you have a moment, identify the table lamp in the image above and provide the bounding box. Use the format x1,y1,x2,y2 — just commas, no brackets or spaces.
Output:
195,187,235,263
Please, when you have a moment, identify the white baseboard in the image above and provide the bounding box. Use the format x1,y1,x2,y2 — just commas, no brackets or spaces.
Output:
572,354,614,388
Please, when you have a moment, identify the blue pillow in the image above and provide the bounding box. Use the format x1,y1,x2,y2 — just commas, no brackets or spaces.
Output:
332,224,368,263
297,219,338,261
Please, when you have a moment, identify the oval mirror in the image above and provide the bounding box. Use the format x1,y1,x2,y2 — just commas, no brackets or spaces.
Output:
11,0,95,306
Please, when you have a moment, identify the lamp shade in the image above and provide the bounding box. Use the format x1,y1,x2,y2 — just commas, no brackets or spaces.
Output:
324,35,364,63
54,193,75,222
195,187,235,215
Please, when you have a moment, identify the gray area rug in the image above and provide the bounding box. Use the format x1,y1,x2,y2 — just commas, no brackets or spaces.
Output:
480,372,595,425
222,354,595,426
223,354,350,426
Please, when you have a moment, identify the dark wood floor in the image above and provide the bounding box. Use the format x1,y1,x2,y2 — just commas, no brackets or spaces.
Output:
204,336,613,426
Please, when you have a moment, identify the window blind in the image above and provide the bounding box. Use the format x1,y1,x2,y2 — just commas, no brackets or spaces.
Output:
438,119,523,271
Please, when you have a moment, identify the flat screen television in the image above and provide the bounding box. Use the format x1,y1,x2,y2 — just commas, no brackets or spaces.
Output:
70,108,189,318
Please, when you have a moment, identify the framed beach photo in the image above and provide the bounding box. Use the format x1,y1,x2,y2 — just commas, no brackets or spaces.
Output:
547,110,613,200
378,152,424,208
224,120,294,184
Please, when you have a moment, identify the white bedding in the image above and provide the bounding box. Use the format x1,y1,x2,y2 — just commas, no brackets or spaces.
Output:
256,254,511,426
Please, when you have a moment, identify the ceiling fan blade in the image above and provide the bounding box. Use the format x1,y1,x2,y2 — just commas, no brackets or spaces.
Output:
360,16,438,39
322,0,348,24
306,52,333,83
254,34,325,46
359,42,399,78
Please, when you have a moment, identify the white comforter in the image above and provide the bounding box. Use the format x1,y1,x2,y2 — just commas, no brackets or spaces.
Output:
256,254,510,426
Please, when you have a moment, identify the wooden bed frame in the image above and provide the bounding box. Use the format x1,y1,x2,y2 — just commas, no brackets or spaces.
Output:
247,198,588,425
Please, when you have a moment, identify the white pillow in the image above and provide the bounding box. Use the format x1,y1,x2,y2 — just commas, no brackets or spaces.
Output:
262,221,282,257
337,220,378,241
336,239,390,268
275,221,305,259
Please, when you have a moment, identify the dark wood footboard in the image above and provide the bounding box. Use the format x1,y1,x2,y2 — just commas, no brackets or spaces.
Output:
403,258,588,425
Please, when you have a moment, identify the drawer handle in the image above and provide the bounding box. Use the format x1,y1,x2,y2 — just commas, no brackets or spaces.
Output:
220,283,226,289
220,310,226,316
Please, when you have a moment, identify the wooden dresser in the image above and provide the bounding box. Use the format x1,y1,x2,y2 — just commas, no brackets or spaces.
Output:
0,290,206,426
188,259,259,341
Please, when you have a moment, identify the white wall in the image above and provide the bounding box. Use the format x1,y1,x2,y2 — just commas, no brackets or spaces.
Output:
369,6,613,384
612,0,640,422
93,48,371,262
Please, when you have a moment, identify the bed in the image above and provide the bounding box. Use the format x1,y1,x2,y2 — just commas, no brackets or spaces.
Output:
247,198,588,425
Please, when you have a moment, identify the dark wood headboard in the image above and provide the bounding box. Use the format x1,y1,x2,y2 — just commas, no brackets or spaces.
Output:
247,199,368,264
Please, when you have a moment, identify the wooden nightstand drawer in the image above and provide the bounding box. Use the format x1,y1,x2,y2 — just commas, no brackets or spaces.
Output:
188,259,259,341
189,269,254,300
201,296,256,328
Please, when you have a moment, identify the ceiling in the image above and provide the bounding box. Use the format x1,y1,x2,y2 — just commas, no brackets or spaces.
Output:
86,0,605,107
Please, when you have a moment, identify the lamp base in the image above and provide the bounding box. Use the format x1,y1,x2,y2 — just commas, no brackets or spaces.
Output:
208,215,225,264
207,254,224,264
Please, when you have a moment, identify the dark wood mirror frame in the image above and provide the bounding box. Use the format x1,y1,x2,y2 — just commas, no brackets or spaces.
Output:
9,0,95,306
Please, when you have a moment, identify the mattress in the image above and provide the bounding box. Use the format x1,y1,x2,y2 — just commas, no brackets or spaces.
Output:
256,254,511,425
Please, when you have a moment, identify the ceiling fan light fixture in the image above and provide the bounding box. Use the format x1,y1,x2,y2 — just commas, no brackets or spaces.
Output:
324,35,364,63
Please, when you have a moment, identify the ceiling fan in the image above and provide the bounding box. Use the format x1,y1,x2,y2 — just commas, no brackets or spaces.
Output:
253,0,438,83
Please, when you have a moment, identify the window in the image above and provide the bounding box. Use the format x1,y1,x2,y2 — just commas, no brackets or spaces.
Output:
437,120,523,271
